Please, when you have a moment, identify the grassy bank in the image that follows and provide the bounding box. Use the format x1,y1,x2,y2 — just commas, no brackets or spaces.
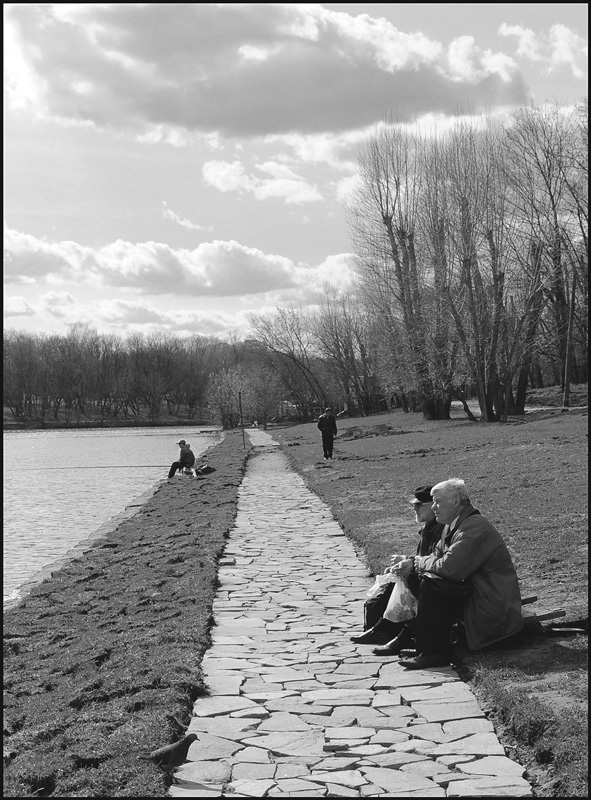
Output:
3,432,250,798
272,404,588,797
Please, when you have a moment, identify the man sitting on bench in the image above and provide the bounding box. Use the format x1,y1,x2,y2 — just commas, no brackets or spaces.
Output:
397,478,523,670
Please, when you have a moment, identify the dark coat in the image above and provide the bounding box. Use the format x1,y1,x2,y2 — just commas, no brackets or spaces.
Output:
317,413,337,436
417,517,445,557
419,504,523,650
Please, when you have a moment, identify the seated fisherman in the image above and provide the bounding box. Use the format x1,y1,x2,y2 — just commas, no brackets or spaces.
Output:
168,439,195,479
398,478,523,670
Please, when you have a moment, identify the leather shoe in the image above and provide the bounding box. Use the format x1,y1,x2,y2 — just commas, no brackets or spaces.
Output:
351,631,393,645
372,633,411,656
398,653,450,670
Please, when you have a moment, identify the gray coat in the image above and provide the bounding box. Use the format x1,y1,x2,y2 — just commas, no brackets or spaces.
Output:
419,504,523,650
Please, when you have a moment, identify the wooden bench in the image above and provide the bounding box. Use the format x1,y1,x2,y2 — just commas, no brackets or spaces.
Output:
521,594,566,623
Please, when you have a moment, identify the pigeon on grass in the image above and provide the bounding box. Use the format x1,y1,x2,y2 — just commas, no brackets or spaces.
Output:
138,733,197,783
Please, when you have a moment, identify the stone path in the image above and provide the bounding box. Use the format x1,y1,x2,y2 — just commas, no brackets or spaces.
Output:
170,430,532,797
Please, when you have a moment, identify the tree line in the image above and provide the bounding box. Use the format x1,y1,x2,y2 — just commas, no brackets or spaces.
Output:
344,101,588,420
4,102,587,426
2,325,331,428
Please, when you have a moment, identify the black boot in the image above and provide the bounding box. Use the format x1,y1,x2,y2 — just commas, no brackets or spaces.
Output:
351,618,401,644
372,626,414,656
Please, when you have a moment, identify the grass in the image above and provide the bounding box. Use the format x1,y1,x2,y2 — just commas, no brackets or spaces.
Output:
470,660,588,796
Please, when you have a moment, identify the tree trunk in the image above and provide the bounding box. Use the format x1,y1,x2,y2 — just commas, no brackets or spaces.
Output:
422,397,452,420
562,269,576,407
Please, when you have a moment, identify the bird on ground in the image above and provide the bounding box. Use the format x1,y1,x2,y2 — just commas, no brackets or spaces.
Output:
138,733,198,783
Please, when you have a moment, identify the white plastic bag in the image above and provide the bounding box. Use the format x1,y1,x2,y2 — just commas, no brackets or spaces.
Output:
383,576,418,622
366,572,395,598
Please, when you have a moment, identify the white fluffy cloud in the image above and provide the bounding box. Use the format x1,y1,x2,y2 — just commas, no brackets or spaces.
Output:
499,22,588,80
202,159,323,204
5,4,530,138
15,293,251,336
162,202,209,231
3,295,36,317
3,226,356,305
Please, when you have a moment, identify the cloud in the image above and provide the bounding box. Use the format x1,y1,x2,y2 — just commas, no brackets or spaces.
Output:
98,300,250,336
266,131,363,172
3,295,36,317
3,226,355,304
202,159,323,204
500,22,588,80
39,295,254,337
548,24,588,80
162,201,209,231
3,227,99,284
5,4,531,138
42,290,78,319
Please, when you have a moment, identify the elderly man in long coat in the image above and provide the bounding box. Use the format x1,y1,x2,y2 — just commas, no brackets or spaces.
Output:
398,478,523,670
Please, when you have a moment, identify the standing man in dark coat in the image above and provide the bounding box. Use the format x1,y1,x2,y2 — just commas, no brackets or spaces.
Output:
317,407,337,460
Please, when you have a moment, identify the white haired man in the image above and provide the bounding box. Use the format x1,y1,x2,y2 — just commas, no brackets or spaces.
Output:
399,478,523,670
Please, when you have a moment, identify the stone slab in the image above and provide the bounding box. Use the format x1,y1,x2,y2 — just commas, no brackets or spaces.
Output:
231,762,276,780
174,760,232,784
307,769,366,788
227,778,276,796
239,731,325,757
360,766,441,793
410,700,485,723
169,784,224,798
457,755,526,777
186,734,243,761
193,696,261,717
446,776,533,796
257,712,313,731
430,732,506,756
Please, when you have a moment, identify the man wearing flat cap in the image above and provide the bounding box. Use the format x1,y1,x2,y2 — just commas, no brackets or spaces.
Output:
350,485,445,652
167,439,195,479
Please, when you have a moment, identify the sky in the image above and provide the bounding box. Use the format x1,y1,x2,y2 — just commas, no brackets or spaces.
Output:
4,3,588,341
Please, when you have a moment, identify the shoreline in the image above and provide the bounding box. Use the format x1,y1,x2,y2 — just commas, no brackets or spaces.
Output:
3,478,167,614
4,431,251,797
3,419,222,432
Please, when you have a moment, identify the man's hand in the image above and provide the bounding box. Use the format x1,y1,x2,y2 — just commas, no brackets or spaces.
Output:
414,556,427,573
391,558,413,578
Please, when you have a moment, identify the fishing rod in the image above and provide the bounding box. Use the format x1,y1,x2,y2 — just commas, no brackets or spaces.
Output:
17,465,174,470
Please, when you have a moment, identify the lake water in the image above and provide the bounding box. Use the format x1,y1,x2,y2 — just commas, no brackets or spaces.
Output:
3,426,222,608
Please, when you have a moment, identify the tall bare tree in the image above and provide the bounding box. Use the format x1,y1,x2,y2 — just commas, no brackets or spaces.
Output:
349,123,455,419
248,306,327,419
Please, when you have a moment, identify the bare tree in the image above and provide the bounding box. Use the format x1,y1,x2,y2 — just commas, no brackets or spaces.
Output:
241,365,285,429
504,104,581,388
311,292,381,415
348,123,454,419
248,306,327,419
207,366,244,429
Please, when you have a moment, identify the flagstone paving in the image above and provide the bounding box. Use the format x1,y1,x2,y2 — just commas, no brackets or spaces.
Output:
169,429,532,797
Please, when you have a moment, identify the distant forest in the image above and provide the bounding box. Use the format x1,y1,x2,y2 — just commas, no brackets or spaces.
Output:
4,102,587,426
